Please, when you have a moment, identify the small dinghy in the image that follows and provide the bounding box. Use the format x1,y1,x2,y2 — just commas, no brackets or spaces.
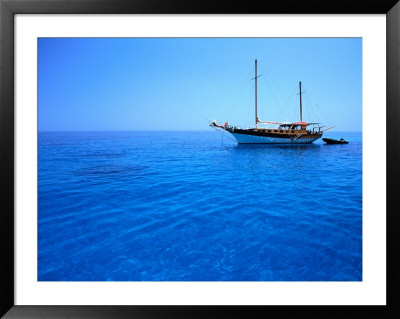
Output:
323,138,348,144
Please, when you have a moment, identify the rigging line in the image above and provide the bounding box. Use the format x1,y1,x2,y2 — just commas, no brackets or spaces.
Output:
305,88,330,125
306,94,321,124
261,75,293,122
305,98,311,122
314,102,330,127
227,68,253,121
214,67,250,123
226,130,237,143
246,83,252,127
313,103,323,125
306,94,319,124
214,125,223,146
299,87,309,121
283,88,297,108
290,86,300,121
259,64,286,98
259,65,288,106
260,74,283,111
282,88,297,122
212,126,236,144
304,98,313,122
259,79,264,121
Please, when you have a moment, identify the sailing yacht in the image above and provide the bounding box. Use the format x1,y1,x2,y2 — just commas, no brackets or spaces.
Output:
210,59,333,144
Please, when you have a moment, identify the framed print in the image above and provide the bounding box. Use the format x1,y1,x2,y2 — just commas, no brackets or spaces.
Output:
1,0,399,318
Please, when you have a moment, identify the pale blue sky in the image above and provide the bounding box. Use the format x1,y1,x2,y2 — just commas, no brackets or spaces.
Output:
38,38,362,131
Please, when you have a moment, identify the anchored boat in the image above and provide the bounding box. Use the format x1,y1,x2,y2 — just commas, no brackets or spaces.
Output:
210,59,333,144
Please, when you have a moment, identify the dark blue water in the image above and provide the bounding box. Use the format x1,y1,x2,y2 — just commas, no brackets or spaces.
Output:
38,131,362,281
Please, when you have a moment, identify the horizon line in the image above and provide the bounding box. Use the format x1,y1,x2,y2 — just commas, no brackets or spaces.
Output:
38,129,363,133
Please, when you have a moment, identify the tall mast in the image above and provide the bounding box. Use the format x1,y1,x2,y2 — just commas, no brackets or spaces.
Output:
299,81,303,122
251,59,261,129
255,59,258,129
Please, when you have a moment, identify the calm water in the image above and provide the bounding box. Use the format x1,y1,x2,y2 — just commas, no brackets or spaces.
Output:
38,131,362,281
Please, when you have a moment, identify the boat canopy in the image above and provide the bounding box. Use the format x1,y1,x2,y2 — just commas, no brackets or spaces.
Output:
279,122,321,127
256,119,286,125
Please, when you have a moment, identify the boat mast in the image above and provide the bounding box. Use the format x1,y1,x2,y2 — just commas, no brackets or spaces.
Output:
255,59,258,129
299,81,303,122
252,59,261,129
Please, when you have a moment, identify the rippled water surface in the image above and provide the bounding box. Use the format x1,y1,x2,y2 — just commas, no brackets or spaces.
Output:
38,131,362,281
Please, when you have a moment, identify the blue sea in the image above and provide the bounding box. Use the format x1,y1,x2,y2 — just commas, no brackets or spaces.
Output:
38,131,362,281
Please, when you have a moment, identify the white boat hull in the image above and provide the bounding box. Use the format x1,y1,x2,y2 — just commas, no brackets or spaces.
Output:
230,132,320,144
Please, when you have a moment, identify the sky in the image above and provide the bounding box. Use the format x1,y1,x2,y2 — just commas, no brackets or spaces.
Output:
38,38,362,131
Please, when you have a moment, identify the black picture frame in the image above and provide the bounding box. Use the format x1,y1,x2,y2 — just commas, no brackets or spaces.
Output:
1,0,399,318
